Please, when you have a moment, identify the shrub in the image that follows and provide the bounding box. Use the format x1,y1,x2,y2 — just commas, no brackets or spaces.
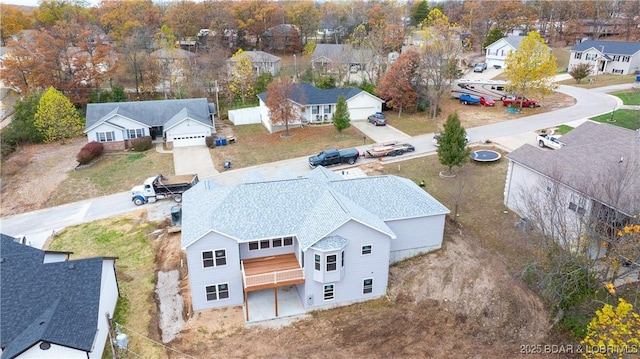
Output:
131,136,152,152
76,141,104,165
205,135,215,148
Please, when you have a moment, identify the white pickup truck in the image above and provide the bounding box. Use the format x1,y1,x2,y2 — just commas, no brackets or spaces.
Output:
537,133,565,150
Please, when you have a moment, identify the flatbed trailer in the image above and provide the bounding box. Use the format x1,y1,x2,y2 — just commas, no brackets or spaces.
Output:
364,141,415,158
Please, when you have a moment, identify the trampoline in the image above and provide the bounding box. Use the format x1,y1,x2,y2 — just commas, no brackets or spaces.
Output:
471,150,501,162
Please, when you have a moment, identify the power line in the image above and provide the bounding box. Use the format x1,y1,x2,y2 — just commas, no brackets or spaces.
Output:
115,322,198,359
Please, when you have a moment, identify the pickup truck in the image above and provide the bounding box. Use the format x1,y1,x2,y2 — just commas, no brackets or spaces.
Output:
131,174,199,205
536,133,565,150
364,141,415,158
309,148,359,168
459,93,481,105
502,95,540,108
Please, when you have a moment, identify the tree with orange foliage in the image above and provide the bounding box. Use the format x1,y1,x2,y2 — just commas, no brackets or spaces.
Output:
265,77,304,137
376,48,421,116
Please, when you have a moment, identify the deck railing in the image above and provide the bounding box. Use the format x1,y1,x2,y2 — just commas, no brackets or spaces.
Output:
241,262,304,289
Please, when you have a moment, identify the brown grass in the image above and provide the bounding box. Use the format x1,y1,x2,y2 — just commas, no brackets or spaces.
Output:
557,73,637,88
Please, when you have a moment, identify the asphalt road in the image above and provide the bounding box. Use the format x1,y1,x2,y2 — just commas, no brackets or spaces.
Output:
0,83,631,249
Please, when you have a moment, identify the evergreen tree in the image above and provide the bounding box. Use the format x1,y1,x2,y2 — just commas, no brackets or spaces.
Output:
34,87,84,143
4,91,45,145
437,112,470,175
332,95,350,133
482,27,504,49
412,0,430,27
112,85,127,102
255,72,273,95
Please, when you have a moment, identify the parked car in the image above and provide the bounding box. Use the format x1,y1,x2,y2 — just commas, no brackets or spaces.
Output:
479,96,495,107
473,62,487,73
502,95,540,108
367,112,387,126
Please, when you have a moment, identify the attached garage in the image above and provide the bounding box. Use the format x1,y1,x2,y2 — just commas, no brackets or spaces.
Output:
347,91,383,120
170,134,207,147
164,118,213,148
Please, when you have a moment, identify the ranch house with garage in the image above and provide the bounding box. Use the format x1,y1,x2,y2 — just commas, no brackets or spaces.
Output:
180,167,449,322
85,98,216,150
256,83,384,133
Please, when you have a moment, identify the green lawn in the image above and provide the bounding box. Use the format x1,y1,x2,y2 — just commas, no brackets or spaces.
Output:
612,90,640,105
554,124,574,134
589,109,640,130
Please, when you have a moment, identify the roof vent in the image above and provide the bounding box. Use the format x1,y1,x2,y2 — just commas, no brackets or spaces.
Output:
39,342,51,350
68,263,75,270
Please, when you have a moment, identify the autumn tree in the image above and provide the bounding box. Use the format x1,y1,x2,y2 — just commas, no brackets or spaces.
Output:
581,298,640,359
228,49,256,106
437,112,470,176
97,0,160,44
504,31,557,109
34,87,84,143
332,95,350,133
265,77,302,137
231,0,280,48
0,4,31,46
162,0,207,41
420,8,463,119
569,63,593,84
376,48,420,116
284,0,319,46
460,1,496,54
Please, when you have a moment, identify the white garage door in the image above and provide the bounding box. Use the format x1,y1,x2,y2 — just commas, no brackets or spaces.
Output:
350,107,376,120
172,134,206,147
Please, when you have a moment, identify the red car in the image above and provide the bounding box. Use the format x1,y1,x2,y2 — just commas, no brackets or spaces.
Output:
502,95,540,108
480,96,495,107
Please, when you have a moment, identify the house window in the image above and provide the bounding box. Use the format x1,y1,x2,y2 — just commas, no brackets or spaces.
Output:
273,238,282,247
284,237,293,246
574,52,582,59
323,284,334,301
315,254,321,271
202,249,226,267
363,278,373,294
326,254,337,271
546,181,554,193
205,283,229,301
259,240,270,249
341,251,344,267
215,249,227,266
612,55,620,61
323,105,331,114
586,53,597,61
127,129,144,139
249,242,259,251
568,194,587,216
96,131,115,142
311,106,320,115
362,245,372,255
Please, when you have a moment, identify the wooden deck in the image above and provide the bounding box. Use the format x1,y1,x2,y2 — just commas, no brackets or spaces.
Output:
241,253,304,292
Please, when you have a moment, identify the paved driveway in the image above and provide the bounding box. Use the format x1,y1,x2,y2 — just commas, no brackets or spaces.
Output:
351,120,411,143
172,146,219,177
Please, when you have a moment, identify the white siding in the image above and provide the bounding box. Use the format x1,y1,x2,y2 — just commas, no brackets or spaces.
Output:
347,92,382,120
42,252,69,263
86,122,126,143
165,119,211,147
485,39,513,69
239,238,295,259
17,342,87,359
186,233,243,311
92,259,119,359
228,106,262,126
299,220,391,310
387,215,445,263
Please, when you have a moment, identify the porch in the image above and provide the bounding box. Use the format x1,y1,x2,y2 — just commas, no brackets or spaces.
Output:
241,253,305,321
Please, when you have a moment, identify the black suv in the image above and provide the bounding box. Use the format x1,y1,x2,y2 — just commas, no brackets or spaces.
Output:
367,112,386,126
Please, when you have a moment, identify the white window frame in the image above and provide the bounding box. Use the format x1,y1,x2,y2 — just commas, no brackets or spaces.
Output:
205,283,229,301
623,56,630,62
363,278,373,294
326,254,337,271
323,284,335,301
361,244,372,255
96,131,115,142
574,52,582,59
585,53,597,61
202,249,227,268
314,254,321,271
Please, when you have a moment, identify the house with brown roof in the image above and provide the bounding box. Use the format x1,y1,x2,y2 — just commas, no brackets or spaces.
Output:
503,121,640,255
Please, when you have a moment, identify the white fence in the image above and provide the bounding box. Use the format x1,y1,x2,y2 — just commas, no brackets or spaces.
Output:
228,106,261,126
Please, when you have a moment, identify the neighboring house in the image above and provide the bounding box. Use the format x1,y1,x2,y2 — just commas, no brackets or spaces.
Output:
503,122,640,254
227,50,281,76
256,83,384,133
485,35,528,69
84,98,216,150
0,234,119,359
568,40,640,75
181,167,450,321
261,24,301,54
150,48,197,90
311,44,372,73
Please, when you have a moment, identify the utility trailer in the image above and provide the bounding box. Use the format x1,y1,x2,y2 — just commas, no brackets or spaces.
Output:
364,141,415,158
131,174,199,205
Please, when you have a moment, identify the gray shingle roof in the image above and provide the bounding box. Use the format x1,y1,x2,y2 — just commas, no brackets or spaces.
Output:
257,83,366,106
506,121,640,215
311,235,349,251
181,169,450,250
85,98,214,131
312,44,372,65
571,40,640,55
0,235,109,359
504,35,525,49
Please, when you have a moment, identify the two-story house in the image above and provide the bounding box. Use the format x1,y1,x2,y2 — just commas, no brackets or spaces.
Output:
181,167,450,322
568,40,640,75
227,50,281,76
504,121,640,256
484,35,526,69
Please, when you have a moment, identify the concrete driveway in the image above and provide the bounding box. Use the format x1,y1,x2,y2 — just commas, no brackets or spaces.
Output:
351,120,411,143
172,146,219,177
